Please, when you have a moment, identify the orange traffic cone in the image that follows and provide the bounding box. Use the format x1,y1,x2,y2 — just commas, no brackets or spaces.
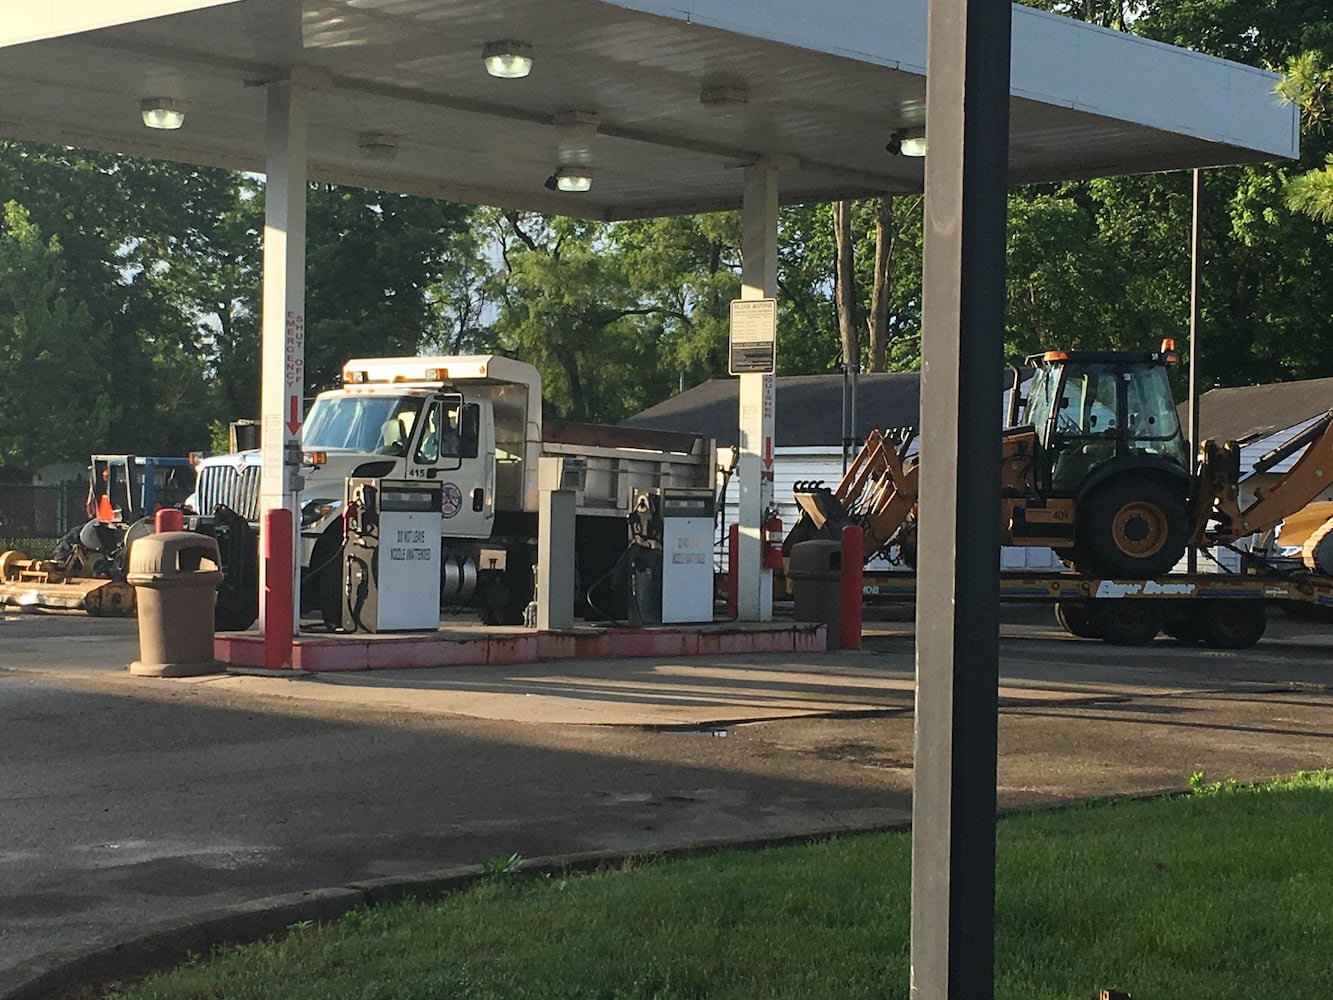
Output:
96,494,114,522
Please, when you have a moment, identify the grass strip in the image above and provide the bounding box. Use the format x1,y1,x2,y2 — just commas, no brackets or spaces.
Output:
112,772,1333,1000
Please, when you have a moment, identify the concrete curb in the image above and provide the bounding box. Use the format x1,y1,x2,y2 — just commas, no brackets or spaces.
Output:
0,819,917,1000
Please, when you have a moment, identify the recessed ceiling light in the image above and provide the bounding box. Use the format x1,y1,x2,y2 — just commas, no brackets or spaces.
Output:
140,97,186,130
545,166,593,193
886,126,927,158
482,40,534,79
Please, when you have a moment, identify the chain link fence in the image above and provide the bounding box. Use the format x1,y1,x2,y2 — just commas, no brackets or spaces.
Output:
0,482,88,557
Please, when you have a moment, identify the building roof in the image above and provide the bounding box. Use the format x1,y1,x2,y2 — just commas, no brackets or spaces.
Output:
0,0,1297,220
1193,377,1333,444
623,372,919,447
624,370,1022,448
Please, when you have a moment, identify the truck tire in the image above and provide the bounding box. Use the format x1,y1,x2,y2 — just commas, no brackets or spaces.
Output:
1201,600,1266,649
1075,474,1189,579
1054,601,1101,639
1097,599,1161,646
478,558,534,626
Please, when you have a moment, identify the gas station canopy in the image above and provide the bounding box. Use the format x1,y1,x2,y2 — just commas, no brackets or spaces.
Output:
0,0,1298,220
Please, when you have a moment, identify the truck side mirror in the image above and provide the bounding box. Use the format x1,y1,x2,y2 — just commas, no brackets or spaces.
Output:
460,403,481,459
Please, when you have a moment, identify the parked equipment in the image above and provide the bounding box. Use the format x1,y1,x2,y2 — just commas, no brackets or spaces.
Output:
0,455,194,616
786,342,1333,647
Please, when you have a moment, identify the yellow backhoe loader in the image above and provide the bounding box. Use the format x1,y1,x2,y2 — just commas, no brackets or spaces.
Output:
787,343,1333,582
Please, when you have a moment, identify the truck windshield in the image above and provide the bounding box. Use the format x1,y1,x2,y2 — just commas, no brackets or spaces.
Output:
301,396,424,455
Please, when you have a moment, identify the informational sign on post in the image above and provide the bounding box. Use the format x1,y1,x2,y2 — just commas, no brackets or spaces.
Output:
729,297,777,375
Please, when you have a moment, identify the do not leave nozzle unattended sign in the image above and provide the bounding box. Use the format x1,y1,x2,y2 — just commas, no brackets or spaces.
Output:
729,298,776,375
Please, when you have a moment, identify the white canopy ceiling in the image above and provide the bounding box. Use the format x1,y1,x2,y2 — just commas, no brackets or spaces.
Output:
0,0,1298,219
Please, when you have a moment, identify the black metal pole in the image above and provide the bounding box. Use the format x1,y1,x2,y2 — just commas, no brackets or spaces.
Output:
909,0,1010,996
1187,168,1202,574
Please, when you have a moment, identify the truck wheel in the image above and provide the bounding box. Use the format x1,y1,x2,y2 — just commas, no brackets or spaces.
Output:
1075,475,1189,579
1201,601,1267,649
1054,601,1101,639
1097,600,1161,645
478,560,533,626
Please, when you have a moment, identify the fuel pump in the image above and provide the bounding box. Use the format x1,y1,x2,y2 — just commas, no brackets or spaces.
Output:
342,477,443,632
626,487,716,624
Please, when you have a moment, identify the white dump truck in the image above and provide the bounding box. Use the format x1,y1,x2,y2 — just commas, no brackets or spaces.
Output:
190,355,717,629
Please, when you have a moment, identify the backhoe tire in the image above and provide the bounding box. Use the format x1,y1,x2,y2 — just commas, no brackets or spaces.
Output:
1054,601,1101,639
1074,474,1189,579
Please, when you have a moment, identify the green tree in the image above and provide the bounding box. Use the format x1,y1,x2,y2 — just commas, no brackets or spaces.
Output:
1280,51,1333,223
0,202,116,478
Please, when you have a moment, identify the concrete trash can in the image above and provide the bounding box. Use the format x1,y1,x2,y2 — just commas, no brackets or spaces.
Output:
789,539,844,649
127,531,224,677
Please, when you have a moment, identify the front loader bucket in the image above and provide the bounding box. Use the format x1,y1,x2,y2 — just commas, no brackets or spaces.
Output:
0,577,136,616
783,484,851,555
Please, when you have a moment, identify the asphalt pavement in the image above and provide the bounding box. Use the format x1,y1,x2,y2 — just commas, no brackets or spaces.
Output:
3,607,1333,995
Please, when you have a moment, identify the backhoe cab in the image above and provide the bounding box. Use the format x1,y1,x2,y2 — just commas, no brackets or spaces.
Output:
1003,344,1192,577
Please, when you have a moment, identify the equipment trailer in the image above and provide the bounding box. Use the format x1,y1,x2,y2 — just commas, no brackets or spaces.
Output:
861,568,1332,648
787,342,1333,649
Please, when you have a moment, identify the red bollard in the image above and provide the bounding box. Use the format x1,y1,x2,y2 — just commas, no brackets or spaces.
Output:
263,508,295,670
726,522,740,619
839,525,863,650
154,508,184,533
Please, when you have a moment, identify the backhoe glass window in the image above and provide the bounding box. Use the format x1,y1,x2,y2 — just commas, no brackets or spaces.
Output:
1125,366,1188,466
301,396,423,455
1022,367,1059,430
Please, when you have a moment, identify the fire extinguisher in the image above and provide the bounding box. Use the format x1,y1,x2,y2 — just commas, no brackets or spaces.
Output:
762,512,784,570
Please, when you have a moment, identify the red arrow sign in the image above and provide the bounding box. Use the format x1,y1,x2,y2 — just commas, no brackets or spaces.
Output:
285,395,300,435
763,436,773,469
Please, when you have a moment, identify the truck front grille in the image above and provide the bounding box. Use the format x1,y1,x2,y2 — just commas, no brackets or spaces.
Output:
196,465,261,523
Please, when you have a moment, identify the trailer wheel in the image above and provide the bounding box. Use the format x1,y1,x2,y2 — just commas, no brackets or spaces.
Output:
1097,600,1161,646
1162,605,1205,644
1201,601,1267,649
1075,474,1189,579
1054,601,1101,639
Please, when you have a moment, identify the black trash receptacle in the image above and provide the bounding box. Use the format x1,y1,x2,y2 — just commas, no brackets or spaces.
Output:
789,539,844,649
127,532,224,677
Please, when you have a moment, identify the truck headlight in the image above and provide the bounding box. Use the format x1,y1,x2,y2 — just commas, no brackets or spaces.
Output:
301,498,342,527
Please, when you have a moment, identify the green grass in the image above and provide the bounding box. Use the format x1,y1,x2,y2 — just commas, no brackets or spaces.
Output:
113,772,1333,1000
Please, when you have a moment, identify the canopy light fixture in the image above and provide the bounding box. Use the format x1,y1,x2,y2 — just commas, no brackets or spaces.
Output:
140,97,186,130
482,40,534,79
357,132,399,160
544,166,593,193
886,126,926,157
